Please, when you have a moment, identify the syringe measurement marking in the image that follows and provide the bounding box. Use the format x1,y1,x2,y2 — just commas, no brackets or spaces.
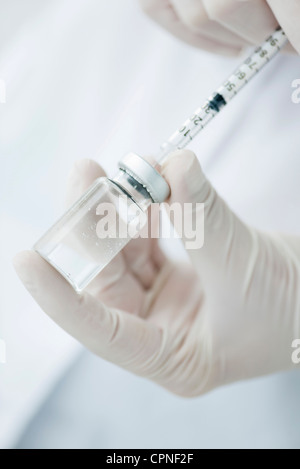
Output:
156,28,287,161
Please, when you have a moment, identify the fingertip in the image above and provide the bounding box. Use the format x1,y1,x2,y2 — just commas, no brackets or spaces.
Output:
13,250,55,298
74,158,105,176
138,0,161,16
66,158,106,206
160,150,215,213
13,249,69,292
13,249,84,323
29,250,75,293
161,149,197,172
67,158,106,186
162,150,204,198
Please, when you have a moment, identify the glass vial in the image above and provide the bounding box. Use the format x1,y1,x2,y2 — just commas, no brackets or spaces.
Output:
34,173,152,292
34,153,170,292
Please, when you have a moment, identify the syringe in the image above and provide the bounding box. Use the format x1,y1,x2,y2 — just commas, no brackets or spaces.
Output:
34,27,289,292
156,27,287,163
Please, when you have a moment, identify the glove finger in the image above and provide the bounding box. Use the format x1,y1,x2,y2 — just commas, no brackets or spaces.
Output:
276,234,300,261
139,0,243,55
65,158,106,207
171,0,249,49
203,0,279,44
13,251,162,374
267,0,300,53
162,150,252,279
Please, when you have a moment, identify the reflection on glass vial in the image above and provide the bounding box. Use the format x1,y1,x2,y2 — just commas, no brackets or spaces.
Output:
34,175,151,292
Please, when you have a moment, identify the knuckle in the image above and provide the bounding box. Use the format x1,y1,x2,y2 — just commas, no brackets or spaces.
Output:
138,0,158,15
182,7,208,30
204,0,236,22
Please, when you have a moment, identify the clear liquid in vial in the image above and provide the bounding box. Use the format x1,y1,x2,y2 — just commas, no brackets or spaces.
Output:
34,178,147,292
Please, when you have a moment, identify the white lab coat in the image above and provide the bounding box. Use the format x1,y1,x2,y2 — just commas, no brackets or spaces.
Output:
0,0,299,449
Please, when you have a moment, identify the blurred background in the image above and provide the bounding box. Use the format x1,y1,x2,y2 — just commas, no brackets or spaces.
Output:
0,0,299,449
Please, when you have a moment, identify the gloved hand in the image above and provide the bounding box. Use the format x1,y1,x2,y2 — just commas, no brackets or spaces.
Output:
138,0,300,55
13,151,300,396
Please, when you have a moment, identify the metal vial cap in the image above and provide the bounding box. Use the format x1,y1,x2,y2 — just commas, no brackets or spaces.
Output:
118,153,170,203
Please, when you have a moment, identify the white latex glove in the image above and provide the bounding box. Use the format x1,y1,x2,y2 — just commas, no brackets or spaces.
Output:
138,0,300,55
13,152,300,397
